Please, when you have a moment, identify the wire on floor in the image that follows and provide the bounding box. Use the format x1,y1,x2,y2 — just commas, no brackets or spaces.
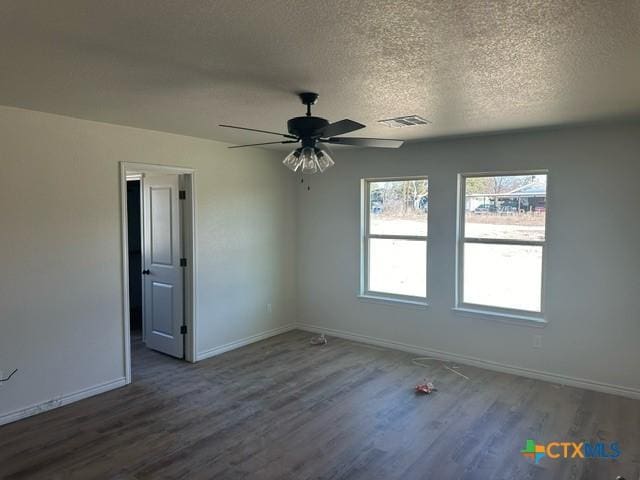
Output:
0,368,18,382
412,357,470,380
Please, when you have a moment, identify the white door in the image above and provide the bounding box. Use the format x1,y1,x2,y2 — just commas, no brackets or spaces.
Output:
142,174,184,358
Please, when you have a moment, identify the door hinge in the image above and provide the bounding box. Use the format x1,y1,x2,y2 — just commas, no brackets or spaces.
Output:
180,325,187,335
180,258,187,267
179,190,186,200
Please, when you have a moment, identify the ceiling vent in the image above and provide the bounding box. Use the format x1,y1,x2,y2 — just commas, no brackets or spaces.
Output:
378,115,431,128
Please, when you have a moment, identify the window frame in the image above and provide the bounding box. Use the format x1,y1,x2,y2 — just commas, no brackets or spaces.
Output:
360,176,429,305
455,170,549,322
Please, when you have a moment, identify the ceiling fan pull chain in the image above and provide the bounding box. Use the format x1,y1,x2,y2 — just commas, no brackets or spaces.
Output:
300,176,311,191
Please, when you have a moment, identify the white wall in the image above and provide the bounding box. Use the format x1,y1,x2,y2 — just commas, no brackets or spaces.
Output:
296,122,640,396
0,106,296,422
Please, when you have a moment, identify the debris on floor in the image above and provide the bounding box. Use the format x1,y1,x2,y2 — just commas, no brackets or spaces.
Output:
310,333,327,345
415,381,437,395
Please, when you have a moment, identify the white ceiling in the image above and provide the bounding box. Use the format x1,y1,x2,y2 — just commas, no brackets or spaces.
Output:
1,1,639,148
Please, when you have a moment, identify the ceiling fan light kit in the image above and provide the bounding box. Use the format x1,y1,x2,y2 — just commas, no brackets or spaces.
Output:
283,146,336,173
220,92,404,174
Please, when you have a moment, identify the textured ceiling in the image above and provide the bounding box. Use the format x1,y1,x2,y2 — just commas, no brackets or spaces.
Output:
1,1,640,148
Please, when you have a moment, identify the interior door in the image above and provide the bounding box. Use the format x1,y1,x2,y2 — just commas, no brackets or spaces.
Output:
142,174,184,358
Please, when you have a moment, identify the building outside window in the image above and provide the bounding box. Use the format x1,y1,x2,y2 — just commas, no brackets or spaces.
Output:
457,172,548,318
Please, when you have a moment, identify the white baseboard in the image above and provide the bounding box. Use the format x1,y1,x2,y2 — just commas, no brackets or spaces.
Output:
296,323,640,400
196,323,297,361
0,377,127,426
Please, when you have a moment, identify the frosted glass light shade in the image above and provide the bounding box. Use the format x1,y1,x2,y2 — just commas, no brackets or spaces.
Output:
315,149,335,172
300,147,318,174
283,149,302,171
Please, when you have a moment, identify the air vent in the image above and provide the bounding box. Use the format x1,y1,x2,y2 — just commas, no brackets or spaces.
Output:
378,115,431,128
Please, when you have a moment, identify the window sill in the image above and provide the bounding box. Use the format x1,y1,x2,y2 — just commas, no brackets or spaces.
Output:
357,294,429,309
452,306,547,327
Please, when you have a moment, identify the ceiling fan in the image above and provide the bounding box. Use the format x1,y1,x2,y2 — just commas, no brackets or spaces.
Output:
219,92,404,174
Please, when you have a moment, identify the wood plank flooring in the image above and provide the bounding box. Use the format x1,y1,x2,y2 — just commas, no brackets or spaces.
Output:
1,330,639,479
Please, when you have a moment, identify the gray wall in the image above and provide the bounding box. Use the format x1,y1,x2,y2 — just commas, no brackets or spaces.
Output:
296,122,640,394
0,105,296,421
1,104,638,423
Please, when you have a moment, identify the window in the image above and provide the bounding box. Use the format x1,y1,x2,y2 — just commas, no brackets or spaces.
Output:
457,172,547,316
362,178,428,301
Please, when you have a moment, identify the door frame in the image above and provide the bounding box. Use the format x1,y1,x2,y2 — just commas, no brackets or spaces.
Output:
119,162,197,384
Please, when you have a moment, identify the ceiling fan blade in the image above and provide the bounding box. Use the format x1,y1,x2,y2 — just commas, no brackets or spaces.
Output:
219,124,297,139
316,119,366,138
228,140,298,149
322,137,404,148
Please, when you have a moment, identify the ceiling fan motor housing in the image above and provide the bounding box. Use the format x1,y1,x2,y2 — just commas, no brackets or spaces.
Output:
287,116,329,141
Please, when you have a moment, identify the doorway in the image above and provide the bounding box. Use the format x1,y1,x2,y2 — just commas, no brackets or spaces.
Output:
120,163,197,384
127,179,143,336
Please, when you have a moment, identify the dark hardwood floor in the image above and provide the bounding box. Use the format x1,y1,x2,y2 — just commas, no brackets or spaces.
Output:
1,330,638,479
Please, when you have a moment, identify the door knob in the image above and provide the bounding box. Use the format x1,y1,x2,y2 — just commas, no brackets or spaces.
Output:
142,269,150,275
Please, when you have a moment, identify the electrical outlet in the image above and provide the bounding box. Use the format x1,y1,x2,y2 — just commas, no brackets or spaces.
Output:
533,335,542,349
267,304,272,314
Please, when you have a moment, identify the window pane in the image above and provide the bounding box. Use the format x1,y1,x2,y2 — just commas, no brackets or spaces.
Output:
369,179,428,236
464,174,546,241
463,243,542,312
369,239,426,297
